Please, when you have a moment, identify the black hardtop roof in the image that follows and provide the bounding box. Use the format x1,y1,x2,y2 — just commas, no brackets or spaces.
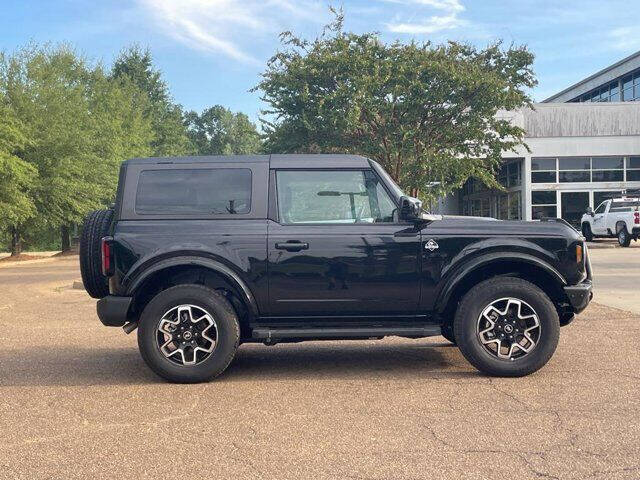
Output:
124,154,371,168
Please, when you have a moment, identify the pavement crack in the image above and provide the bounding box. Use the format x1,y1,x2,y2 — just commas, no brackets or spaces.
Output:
487,378,531,408
519,454,560,480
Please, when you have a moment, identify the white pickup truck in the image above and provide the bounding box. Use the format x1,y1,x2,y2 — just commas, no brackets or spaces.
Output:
581,195,640,247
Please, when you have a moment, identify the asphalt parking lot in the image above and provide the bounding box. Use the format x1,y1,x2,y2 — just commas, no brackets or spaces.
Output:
0,252,639,479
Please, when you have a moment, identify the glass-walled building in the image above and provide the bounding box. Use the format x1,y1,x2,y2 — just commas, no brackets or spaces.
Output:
438,52,640,225
544,50,640,104
437,102,640,225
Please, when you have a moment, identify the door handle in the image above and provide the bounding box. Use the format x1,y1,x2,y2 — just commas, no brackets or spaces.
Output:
275,241,309,252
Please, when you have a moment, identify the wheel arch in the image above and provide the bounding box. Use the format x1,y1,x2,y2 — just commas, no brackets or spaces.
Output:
438,255,569,326
126,256,259,326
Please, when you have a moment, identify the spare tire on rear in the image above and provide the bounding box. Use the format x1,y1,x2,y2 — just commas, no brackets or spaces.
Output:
80,209,113,299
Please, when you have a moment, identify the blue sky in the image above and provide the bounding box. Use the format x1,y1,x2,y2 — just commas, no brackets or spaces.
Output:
2,0,640,124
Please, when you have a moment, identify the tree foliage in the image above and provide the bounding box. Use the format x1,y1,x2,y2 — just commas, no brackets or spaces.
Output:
0,102,36,248
255,14,536,198
112,46,191,156
184,105,261,155
0,44,153,253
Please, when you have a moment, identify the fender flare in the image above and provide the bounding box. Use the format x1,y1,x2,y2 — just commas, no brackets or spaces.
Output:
125,255,259,318
435,252,567,314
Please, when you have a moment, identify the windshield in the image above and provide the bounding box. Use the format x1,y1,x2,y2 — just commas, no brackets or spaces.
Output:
370,161,404,200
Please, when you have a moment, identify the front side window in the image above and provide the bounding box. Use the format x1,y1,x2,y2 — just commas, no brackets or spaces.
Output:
276,170,396,224
136,168,252,215
594,202,607,215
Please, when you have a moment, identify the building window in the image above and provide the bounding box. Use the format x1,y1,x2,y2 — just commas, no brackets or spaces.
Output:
498,194,508,220
626,157,640,181
497,160,521,188
508,191,521,220
592,156,624,182
531,190,557,219
531,156,636,184
571,69,640,103
594,191,622,207
531,157,557,183
622,72,640,101
559,157,590,183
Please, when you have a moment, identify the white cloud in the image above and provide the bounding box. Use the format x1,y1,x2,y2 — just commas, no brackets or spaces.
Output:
387,14,466,34
138,0,325,64
384,0,467,36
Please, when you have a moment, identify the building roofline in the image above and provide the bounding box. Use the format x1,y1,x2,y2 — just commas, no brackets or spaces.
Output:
542,49,640,103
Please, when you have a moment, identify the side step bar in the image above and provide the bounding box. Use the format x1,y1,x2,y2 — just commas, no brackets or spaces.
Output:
252,325,442,342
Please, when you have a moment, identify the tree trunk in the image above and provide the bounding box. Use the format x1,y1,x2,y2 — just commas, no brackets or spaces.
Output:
10,226,21,256
61,225,71,253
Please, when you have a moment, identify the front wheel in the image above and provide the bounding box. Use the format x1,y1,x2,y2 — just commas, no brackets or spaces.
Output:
618,227,631,247
453,277,560,377
138,284,240,383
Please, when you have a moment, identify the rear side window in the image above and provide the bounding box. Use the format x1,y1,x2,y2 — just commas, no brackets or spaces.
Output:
135,168,252,215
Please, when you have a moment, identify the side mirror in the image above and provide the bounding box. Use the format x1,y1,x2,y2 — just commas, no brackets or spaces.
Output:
399,196,422,221
586,207,594,216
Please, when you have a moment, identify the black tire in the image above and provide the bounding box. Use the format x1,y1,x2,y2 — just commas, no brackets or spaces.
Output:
79,209,113,299
618,226,631,247
441,324,456,344
581,223,593,242
138,284,240,383
453,277,560,377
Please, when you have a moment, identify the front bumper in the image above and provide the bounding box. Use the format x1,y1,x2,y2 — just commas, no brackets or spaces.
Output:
563,280,593,314
97,295,132,327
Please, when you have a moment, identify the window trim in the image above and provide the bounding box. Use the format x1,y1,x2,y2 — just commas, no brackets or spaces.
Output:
272,167,406,226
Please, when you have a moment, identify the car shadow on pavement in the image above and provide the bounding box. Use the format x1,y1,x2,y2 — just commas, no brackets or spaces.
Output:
226,341,477,382
0,341,476,387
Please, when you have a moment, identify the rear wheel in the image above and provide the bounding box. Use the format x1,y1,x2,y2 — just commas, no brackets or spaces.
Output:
79,209,113,299
137,284,240,383
618,226,631,247
454,277,559,377
581,223,593,242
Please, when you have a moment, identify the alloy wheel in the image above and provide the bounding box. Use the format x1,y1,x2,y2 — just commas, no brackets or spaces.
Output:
156,304,218,366
476,297,541,361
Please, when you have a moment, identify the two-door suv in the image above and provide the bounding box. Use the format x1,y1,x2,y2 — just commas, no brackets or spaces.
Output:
80,154,593,383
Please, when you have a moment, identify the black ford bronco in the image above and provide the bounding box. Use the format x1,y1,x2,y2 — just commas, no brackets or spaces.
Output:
80,154,593,383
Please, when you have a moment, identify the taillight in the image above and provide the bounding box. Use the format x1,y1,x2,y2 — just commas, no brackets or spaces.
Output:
101,237,113,276
634,211,639,225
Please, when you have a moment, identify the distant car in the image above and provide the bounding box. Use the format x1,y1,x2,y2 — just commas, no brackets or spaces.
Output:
80,154,593,382
581,194,640,247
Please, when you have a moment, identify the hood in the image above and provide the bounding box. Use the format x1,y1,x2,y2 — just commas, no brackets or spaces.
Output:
427,215,582,240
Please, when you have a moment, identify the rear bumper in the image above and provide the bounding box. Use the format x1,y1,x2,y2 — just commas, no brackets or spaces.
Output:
97,295,132,327
563,280,593,314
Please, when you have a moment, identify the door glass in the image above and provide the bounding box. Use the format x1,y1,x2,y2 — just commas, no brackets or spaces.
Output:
561,192,590,228
594,202,607,215
277,170,396,224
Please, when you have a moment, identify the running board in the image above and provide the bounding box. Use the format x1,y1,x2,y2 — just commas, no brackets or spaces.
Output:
252,325,442,342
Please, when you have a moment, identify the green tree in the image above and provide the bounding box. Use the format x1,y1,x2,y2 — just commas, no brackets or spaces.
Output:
0,45,153,252
255,14,536,199
0,102,37,255
184,105,261,155
111,46,191,156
